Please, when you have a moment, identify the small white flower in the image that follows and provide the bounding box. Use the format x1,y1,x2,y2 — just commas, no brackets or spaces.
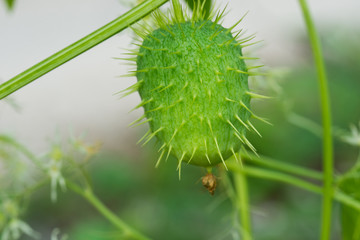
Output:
45,146,67,202
342,122,360,147
48,159,66,202
1,218,40,240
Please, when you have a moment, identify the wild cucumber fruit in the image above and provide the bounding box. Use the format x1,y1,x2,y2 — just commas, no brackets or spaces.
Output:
122,0,267,173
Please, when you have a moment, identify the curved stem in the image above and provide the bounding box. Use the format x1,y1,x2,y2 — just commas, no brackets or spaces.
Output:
297,1,333,239
1,135,148,238
240,152,323,181
227,163,360,212
234,168,252,240
0,134,44,170
12,177,50,199
66,180,151,240
334,191,360,213
228,163,322,194
245,166,322,194
0,0,169,100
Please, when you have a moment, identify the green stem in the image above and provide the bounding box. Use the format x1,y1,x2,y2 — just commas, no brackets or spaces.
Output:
66,180,151,240
287,112,323,138
297,1,333,239
228,163,322,194
0,0,169,100
245,166,322,194
287,112,345,141
10,177,50,199
1,135,149,239
228,163,360,212
0,134,44,170
234,168,252,240
240,152,323,180
334,191,360,213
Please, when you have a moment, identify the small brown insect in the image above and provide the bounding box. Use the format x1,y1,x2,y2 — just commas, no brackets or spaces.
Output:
202,173,217,195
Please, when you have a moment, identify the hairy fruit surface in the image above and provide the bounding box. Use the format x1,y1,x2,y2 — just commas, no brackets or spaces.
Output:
123,0,264,172
137,20,250,167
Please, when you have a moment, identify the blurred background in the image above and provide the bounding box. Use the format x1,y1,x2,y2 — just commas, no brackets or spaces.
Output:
1,0,360,239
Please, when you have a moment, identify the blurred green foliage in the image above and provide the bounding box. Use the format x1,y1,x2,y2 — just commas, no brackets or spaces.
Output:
338,157,360,240
246,29,360,239
24,152,235,240
3,0,15,10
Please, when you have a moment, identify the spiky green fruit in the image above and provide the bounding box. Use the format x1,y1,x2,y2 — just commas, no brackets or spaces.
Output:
125,0,264,170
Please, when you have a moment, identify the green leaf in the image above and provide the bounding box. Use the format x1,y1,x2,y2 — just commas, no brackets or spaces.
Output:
341,204,360,240
4,0,15,10
184,0,212,19
338,164,360,239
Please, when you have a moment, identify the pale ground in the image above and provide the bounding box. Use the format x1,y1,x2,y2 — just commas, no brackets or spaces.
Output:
0,0,359,156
